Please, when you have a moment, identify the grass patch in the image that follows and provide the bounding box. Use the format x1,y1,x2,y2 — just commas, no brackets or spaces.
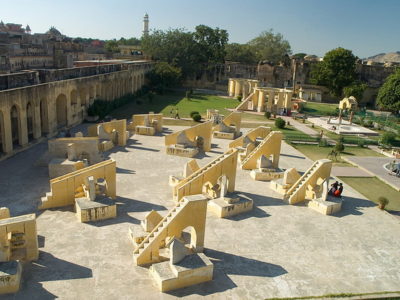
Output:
110,91,239,119
339,177,400,211
302,102,338,116
266,290,400,300
291,144,385,166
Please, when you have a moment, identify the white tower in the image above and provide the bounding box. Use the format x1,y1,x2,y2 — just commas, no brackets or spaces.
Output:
143,13,149,37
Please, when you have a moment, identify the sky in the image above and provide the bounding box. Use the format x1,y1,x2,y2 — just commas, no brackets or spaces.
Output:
1,0,400,58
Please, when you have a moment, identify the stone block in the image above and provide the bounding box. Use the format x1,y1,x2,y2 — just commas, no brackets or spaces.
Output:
250,169,283,181
308,197,342,215
135,126,156,136
208,197,253,218
75,197,117,223
149,253,213,292
0,261,22,294
48,158,84,179
99,140,114,152
166,146,198,158
0,208,10,220
213,131,235,140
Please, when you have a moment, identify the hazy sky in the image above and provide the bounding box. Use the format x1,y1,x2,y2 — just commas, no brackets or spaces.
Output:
2,0,400,58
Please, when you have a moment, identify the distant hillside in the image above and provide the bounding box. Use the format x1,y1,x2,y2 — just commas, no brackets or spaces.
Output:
366,52,400,63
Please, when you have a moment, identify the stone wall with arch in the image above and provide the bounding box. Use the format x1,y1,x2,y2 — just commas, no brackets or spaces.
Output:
0,61,153,158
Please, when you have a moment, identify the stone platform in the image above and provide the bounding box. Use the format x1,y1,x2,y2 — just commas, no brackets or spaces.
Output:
166,146,198,158
135,126,156,136
308,196,343,215
208,195,253,218
0,261,22,294
149,253,213,292
75,196,116,223
213,131,235,140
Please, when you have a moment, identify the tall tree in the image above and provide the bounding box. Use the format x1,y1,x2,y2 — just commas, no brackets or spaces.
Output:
248,29,291,63
225,43,257,64
193,25,228,66
376,68,400,113
311,47,358,97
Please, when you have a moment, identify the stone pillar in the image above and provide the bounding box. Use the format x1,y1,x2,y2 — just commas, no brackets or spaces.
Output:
19,108,28,146
257,90,265,112
234,80,241,98
242,82,249,100
251,90,259,111
2,109,13,154
266,90,275,112
276,92,285,113
33,104,41,139
284,92,293,110
228,79,234,97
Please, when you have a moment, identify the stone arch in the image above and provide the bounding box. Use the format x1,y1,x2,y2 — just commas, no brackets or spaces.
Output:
56,94,68,128
79,87,87,107
26,102,34,141
70,89,78,106
89,85,95,102
10,105,21,146
40,98,49,135
180,226,198,250
0,110,5,154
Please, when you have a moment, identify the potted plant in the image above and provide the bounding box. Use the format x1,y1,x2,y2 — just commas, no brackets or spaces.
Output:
378,197,389,210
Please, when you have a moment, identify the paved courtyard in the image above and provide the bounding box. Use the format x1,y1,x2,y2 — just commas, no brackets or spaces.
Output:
0,126,400,299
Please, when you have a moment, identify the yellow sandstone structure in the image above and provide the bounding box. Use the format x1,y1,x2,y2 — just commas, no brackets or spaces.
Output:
165,121,213,157
229,78,297,114
240,131,283,181
88,119,128,151
130,194,214,292
0,209,39,294
213,111,242,140
129,113,163,136
169,159,200,187
172,149,238,201
39,159,116,210
132,194,208,266
279,159,341,215
46,136,103,178
338,96,358,124
229,126,271,162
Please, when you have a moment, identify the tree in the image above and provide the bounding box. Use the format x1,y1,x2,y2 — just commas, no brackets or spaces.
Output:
141,28,201,78
343,82,367,100
248,29,292,63
146,62,182,92
310,47,358,97
292,53,307,60
376,68,400,113
225,43,257,64
193,25,228,66
105,39,119,53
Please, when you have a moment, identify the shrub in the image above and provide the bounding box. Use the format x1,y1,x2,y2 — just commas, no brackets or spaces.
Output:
192,113,201,122
264,111,271,119
378,196,389,209
357,139,366,148
338,135,344,143
380,132,397,146
190,111,200,118
335,142,345,152
318,138,329,147
237,95,242,101
275,117,286,129
186,90,191,99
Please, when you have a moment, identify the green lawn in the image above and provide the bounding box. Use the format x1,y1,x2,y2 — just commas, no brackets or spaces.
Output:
111,91,239,119
339,177,400,211
291,144,385,166
302,102,338,116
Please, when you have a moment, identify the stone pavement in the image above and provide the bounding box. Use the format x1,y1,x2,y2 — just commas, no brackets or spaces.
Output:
344,156,400,191
0,126,400,299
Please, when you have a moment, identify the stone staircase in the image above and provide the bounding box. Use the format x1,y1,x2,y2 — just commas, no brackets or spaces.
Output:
235,92,254,111
284,160,322,204
133,197,190,265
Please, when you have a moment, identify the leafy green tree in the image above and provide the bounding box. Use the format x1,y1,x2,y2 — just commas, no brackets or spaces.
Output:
225,43,257,64
141,28,201,77
310,47,358,97
343,82,367,101
146,62,182,92
376,68,400,113
194,25,228,66
248,29,292,63
105,39,119,53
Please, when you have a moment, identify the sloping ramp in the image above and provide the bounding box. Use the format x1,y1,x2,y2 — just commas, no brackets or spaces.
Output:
284,159,332,205
241,131,282,170
235,92,254,111
133,194,208,266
